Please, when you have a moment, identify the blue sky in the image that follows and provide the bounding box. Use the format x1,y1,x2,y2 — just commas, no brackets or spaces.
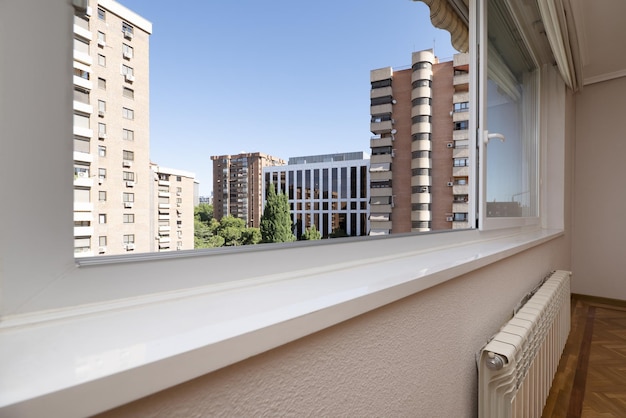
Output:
119,0,458,196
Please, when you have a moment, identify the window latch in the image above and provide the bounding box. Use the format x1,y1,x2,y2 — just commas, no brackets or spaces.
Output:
484,131,506,144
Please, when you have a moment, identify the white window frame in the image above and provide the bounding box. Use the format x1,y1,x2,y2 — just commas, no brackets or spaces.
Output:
474,0,541,231
0,1,567,416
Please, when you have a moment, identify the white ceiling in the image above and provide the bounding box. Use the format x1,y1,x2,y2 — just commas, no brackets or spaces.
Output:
571,0,626,85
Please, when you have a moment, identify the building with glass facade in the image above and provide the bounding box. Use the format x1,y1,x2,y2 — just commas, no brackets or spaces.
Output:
263,152,370,238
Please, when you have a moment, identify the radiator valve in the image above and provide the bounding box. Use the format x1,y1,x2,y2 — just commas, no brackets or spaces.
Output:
485,352,505,370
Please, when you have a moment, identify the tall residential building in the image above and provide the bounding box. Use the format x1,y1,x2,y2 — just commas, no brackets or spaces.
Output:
73,1,196,257
151,165,196,252
211,153,286,227
263,152,370,239
73,0,152,256
369,49,470,235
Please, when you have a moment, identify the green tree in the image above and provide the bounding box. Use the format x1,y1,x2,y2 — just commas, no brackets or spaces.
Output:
241,227,262,245
194,204,261,248
329,228,348,238
194,217,224,248
302,224,321,240
194,203,214,224
260,184,296,243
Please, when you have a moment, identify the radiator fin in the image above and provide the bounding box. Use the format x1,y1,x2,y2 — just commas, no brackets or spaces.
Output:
478,270,571,418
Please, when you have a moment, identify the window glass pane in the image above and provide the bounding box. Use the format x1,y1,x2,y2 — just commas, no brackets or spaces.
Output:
74,136,90,153
73,113,89,129
74,188,90,203
74,88,89,104
484,0,538,219
73,37,89,54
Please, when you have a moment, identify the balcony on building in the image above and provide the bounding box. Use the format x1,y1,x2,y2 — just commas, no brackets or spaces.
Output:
73,225,94,236
453,202,469,213
369,134,394,148
452,184,469,195
369,119,393,134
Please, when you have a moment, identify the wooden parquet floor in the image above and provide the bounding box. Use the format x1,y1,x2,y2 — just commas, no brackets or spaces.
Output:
542,295,626,418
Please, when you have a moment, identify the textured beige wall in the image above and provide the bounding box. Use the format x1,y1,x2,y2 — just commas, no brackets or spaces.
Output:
572,77,626,300
96,237,570,418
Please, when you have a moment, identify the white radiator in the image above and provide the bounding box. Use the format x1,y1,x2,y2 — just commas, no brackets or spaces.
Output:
478,270,571,418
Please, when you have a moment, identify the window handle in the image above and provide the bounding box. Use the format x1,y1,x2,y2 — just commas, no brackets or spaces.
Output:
484,131,506,144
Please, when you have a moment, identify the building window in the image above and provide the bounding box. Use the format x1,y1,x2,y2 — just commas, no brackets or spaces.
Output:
123,87,134,99
99,214,107,224
98,77,106,90
412,150,430,159
454,213,468,222
371,146,392,155
97,31,106,46
123,192,134,202
412,115,431,124
73,87,89,104
99,191,106,202
454,102,469,112
412,79,432,88
453,121,469,131
412,97,432,106
123,234,135,244
370,96,393,106
371,114,392,123
98,123,106,136
371,180,392,189
73,37,89,55
98,54,106,67
122,22,134,38
122,107,134,120
412,133,431,141
371,79,391,89
453,158,469,167
97,8,105,20
74,136,90,153
123,171,135,181
74,237,91,254
74,188,90,204
412,186,431,193
123,214,135,224
98,100,106,115
122,65,134,77
73,112,90,129
122,129,134,141
176,176,182,182
73,163,89,178
412,61,432,70
99,236,107,246
98,145,106,157
122,150,134,161
122,43,133,59
98,168,106,180
74,68,89,80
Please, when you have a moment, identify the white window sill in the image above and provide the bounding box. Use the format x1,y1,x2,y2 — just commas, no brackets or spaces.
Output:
0,227,563,418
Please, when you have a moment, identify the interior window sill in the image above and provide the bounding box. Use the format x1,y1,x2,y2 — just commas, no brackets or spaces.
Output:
0,227,563,417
